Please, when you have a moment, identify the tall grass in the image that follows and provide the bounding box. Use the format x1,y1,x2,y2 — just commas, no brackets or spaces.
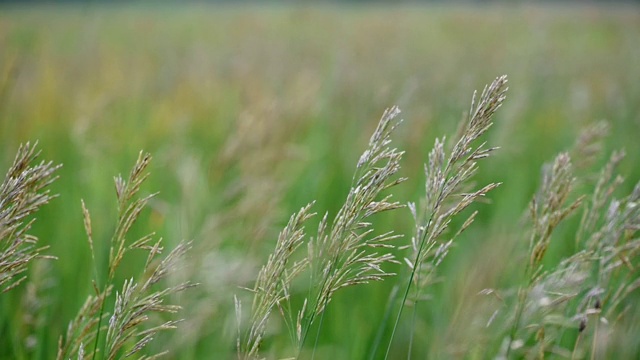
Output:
1,3,639,359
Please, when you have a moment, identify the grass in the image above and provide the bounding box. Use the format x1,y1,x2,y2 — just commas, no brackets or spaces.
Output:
1,3,640,359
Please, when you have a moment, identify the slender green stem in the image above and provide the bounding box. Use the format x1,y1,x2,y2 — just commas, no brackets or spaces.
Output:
368,284,399,360
506,288,525,358
407,306,417,360
384,221,433,360
506,256,534,358
571,330,582,360
296,273,329,359
91,275,108,360
90,249,109,360
590,318,598,360
298,163,370,358
92,238,120,360
88,224,108,360
384,269,416,360
93,199,126,360
311,307,327,360
406,274,422,360
385,173,447,359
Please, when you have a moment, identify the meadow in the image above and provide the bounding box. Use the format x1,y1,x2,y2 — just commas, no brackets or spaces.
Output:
1,3,639,359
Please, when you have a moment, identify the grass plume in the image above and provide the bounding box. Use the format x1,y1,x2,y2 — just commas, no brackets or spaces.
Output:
57,152,193,360
382,75,507,359
481,123,640,358
0,142,60,294
239,106,406,359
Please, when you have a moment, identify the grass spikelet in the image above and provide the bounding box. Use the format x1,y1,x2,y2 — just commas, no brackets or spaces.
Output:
528,153,583,271
505,151,582,357
240,106,406,359
571,121,610,171
579,178,640,355
497,129,636,358
383,75,507,359
241,202,316,359
0,142,60,293
105,240,194,360
57,152,192,360
300,106,405,327
109,152,155,280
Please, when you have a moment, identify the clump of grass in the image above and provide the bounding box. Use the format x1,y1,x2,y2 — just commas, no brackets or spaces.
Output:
484,135,589,357
574,152,640,358
476,120,640,358
0,142,60,294
238,106,406,359
56,152,193,360
503,150,584,356
241,76,510,359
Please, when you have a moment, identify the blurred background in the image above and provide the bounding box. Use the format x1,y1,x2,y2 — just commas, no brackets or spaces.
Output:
1,0,639,358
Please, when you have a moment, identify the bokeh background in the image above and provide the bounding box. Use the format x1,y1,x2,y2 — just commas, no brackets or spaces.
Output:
1,1,639,358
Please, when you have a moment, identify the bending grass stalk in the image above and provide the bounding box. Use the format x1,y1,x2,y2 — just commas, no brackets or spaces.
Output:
368,284,399,360
58,151,191,360
503,123,616,357
242,107,404,359
296,106,405,358
91,152,155,360
241,202,315,359
310,304,327,360
383,75,508,360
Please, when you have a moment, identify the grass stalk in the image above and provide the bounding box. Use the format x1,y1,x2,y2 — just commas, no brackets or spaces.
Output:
384,75,508,359
57,152,192,360
241,107,405,359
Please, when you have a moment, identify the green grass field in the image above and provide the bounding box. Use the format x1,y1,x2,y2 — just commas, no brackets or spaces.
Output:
1,3,639,359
